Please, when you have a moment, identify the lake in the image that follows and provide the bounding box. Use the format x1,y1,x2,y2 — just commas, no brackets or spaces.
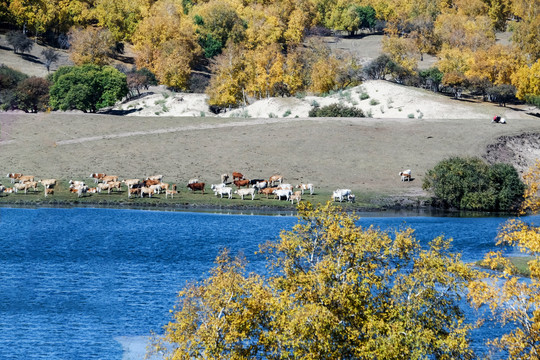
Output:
0,207,535,359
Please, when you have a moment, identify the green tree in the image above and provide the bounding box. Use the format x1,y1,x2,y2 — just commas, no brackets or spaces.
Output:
153,202,477,359
49,64,128,112
0,65,28,110
423,156,524,211
487,84,517,106
469,160,540,359
15,76,50,113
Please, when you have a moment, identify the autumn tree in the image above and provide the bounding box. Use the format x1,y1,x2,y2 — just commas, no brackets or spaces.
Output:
465,44,525,86
132,0,202,90
14,76,50,113
69,27,116,66
510,0,540,60
153,202,478,359
91,0,152,42
470,160,540,359
511,59,540,101
126,68,157,98
382,34,417,73
49,64,128,112
205,44,248,108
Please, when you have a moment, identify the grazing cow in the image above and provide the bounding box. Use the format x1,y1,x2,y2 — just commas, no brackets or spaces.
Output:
4,187,13,194
260,187,278,198
232,172,244,180
146,175,163,182
17,175,35,183
234,179,250,188
235,188,256,200
69,180,86,188
0,184,5,196
332,189,353,202
122,179,141,188
187,182,205,194
277,183,293,190
252,181,267,191
143,179,161,187
290,191,302,204
268,174,283,186
6,173,23,183
97,182,113,194
140,186,154,198
273,188,292,201
14,181,38,194
165,189,178,199
220,173,229,184
44,188,54,197
101,175,119,183
399,169,412,181
128,188,141,198
211,183,226,192
215,186,233,199
87,187,98,193
89,173,107,183
39,179,57,189
249,179,265,185
77,185,88,198
149,184,162,194
296,183,314,195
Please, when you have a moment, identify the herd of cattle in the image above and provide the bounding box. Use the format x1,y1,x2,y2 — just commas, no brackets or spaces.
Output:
0,169,412,204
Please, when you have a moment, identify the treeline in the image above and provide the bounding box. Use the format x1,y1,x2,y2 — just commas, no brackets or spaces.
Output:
1,0,539,110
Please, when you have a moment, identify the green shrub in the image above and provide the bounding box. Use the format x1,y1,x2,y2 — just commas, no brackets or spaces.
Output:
423,157,524,211
282,109,291,117
309,103,365,117
408,113,415,118
360,92,370,100
370,98,379,105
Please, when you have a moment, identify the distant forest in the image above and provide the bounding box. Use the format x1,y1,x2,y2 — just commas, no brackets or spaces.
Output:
0,0,538,109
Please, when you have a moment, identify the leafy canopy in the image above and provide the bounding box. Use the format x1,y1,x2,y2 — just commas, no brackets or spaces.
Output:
153,202,477,359
49,64,128,112
423,156,524,211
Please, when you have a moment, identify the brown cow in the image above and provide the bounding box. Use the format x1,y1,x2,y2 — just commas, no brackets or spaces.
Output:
90,173,107,183
6,173,23,183
143,179,160,187
233,179,250,188
260,187,278,199
232,172,244,180
187,182,205,194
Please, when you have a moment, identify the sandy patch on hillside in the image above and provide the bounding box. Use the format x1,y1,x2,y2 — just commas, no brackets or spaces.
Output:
114,80,534,121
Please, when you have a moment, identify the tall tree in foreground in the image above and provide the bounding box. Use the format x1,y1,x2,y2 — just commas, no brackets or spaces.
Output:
152,202,477,359
469,160,540,359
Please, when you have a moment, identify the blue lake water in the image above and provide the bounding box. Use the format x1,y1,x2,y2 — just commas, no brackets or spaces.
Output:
0,207,536,360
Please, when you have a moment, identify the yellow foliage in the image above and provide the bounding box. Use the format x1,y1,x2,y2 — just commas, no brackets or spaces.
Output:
244,43,285,98
132,0,202,90
465,44,525,85
309,56,340,93
469,160,540,359
381,34,417,72
153,202,477,359
436,46,473,75
512,59,540,100
69,27,115,66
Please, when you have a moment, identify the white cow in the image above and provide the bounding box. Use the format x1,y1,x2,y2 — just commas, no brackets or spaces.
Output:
399,169,412,181
296,183,314,195
235,188,256,200
273,189,292,201
215,186,233,199
332,189,352,202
